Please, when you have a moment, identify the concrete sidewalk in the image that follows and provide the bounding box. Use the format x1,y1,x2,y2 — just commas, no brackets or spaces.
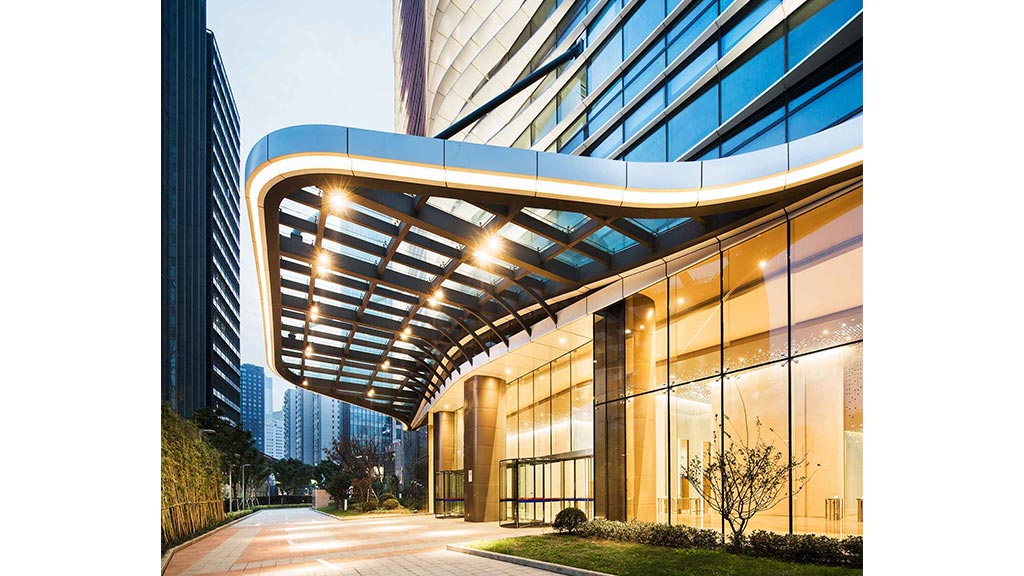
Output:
164,508,551,576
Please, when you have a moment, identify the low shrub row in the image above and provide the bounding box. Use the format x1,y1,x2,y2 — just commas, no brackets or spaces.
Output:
572,517,721,550
552,508,862,568
746,530,863,568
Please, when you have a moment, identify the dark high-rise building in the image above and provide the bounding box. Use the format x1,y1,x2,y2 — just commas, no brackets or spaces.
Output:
240,364,266,450
161,0,242,422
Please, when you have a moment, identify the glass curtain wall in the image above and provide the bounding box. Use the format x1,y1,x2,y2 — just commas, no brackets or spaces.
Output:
501,343,595,526
594,187,862,536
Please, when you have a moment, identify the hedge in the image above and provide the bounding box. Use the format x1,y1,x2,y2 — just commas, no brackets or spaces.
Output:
571,519,862,568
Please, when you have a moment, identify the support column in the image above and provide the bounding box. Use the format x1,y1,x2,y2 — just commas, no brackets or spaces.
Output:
463,374,505,522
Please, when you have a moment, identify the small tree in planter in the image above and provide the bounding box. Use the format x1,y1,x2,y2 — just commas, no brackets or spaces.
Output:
683,415,816,547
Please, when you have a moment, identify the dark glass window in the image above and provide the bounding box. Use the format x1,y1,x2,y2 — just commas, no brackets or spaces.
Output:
787,66,862,140
588,30,624,91
589,78,623,131
590,124,625,158
624,0,666,57
787,0,862,69
721,99,785,156
720,0,781,54
667,0,718,62
667,41,717,102
588,0,621,40
667,83,718,160
624,87,666,139
720,24,784,121
624,124,667,162
624,39,667,102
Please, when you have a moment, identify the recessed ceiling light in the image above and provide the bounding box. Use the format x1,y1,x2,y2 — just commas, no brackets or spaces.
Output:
758,260,767,268
318,252,330,267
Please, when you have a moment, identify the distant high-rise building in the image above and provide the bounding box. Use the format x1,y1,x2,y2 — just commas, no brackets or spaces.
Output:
161,0,242,422
240,364,266,450
282,387,395,465
263,375,274,453
267,410,285,460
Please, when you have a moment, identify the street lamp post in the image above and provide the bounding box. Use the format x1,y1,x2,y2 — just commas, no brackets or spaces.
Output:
240,463,251,511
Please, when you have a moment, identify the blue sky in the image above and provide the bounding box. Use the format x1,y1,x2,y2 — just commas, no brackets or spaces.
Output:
207,0,395,410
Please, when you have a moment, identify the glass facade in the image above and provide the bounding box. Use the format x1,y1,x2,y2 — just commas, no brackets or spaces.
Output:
500,344,595,526
592,187,862,536
504,0,864,163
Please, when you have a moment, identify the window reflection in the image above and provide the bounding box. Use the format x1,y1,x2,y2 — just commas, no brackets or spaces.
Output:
723,224,788,371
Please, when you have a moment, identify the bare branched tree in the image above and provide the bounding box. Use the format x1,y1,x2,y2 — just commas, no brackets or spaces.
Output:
683,414,817,545
323,436,388,502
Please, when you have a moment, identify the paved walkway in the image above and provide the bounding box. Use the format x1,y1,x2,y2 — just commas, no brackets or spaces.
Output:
164,508,552,576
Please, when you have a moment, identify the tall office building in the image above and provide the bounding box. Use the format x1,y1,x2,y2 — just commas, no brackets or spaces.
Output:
267,410,286,460
282,387,395,465
161,0,242,422
263,375,274,453
240,364,266,450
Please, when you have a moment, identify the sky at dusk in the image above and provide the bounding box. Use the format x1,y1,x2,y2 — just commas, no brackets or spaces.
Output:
206,0,395,410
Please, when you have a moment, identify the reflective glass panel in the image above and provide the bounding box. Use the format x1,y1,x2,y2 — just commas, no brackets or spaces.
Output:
669,378,720,529
669,254,722,384
626,389,668,522
723,224,788,371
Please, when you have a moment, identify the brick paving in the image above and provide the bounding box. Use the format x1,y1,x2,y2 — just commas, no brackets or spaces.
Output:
164,508,552,576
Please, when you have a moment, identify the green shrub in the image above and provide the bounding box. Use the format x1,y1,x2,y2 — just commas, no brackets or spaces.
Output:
840,536,863,568
552,507,588,534
746,530,856,567
361,499,379,512
576,518,720,549
377,492,396,502
381,498,401,510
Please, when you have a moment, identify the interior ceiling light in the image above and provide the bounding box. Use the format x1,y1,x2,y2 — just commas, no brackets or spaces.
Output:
758,260,767,268
367,388,375,397
304,345,312,357
302,379,308,386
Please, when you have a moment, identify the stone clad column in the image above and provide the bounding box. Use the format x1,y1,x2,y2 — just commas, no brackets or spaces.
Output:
463,375,505,522
432,411,456,473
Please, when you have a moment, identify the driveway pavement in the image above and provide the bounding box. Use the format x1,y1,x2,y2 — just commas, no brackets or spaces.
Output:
164,508,552,576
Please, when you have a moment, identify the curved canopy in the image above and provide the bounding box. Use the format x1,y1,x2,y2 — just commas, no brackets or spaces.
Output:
245,119,862,426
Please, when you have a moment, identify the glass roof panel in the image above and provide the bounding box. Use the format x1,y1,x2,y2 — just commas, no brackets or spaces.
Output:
322,238,380,265
442,278,484,298
455,263,503,285
362,307,404,323
280,197,319,222
397,242,451,268
409,226,465,250
584,226,638,253
350,203,400,226
386,260,437,283
370,293,411,312
499,222,555,252
554,249,595,267
416,306,449,321
350,344,383,355
326,213,392,245
629,217,691,234
523,208,589,232
426,197,494,227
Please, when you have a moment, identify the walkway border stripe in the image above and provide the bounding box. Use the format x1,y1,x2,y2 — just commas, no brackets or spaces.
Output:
446,543,613,576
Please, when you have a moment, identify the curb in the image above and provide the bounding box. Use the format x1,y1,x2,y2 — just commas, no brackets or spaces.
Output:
160,509,257,575
447,544,612,576
310,508,429,522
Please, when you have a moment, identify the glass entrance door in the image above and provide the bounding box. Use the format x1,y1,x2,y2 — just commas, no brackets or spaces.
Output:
499,453,594,527
434,470,465,518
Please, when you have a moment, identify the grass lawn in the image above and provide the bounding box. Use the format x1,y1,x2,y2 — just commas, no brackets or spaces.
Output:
470,535,862,576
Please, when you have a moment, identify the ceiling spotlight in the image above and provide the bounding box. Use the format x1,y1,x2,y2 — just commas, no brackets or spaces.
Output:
428,289,444,306
302,379,308,387
310,305,319,320
625,329,632,335
328,193,347,211
758,260,767,268
505,368,512,374
677,297,685,305
304,345,312,357
559,337,567,345
382,360,390,369
367,388,375,397
646,308,654,320
318,252,330,267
